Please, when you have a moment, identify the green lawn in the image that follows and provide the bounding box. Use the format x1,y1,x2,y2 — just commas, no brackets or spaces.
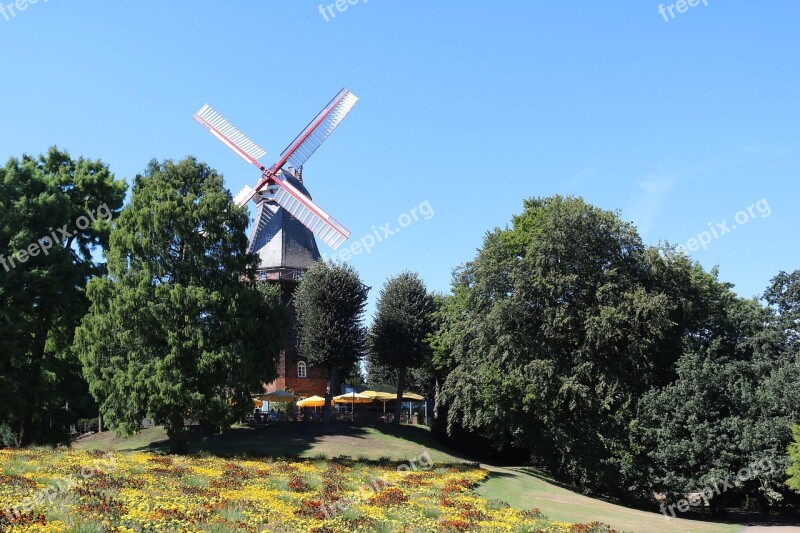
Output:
72,423,467,464
476,466,743,533
74,424,746,533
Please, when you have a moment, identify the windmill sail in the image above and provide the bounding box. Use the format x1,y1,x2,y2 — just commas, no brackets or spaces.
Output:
233,185,256,207
194,104,267,168
193,90,358,250
276,88,359,171
271,176,350,250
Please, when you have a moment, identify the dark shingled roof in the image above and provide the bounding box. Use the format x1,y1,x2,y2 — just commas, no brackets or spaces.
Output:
247,172,321,270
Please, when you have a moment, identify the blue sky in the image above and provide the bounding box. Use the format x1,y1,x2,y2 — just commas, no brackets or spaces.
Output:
2,1,798,317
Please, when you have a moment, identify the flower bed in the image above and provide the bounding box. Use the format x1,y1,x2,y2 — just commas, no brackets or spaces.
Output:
0,449,618,532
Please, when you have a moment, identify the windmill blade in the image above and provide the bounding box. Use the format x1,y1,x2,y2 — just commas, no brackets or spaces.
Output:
233,185,256,207
275,88,359,171
272,177,350,250
194,104,268,168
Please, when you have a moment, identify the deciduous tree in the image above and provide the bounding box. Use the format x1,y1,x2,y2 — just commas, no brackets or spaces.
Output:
368,272,435,425
294,260,368,426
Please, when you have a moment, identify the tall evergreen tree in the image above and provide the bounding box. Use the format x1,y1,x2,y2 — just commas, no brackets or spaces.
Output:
294,260,368,426
0,147,126,445
74,157,283,453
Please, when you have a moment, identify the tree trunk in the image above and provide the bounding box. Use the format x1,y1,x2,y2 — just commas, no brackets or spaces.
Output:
167,414,188,454
323,366,338,427
432,376,445,436
393,367,407,425
19,318,50,447
708,497,726,518
19,410,34,448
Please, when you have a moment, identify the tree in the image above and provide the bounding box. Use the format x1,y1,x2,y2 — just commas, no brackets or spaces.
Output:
764,269,800,353
0,147,126,446
637,280,800,514
74,157,284,453
294,260,368,426
365,291,443,405
425,291,466,436
437,196,695,493
786,425,800,494
368,272,435,425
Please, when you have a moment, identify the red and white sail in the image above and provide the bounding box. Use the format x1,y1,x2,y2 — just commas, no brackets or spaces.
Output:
276,88,359,171
193,105,267,168
272,176,350,250
193,88,358,250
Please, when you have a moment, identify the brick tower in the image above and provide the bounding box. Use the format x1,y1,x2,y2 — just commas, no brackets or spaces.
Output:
252,169,329,399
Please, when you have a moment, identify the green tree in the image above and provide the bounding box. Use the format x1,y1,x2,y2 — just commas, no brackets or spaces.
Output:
634,265,800,514
0,147,126,446
438,196,694,493
74,157,283,453
786,425,800,494
294,260,368,426
425,291,468,436
368,272,434,425
764,269,800,353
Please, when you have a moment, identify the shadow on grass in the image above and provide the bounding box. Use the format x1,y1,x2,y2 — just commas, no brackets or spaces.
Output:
128,422,471,465
130,423,367,456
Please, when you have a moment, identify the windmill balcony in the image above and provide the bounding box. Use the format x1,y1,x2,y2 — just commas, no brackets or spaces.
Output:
254,267,305,283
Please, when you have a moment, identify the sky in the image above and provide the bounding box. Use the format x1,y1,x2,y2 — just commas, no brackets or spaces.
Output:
1,1,798,318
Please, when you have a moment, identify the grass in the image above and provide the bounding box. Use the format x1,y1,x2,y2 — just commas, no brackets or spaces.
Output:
476,466,743,533
73,423,466,463
72,425,169,452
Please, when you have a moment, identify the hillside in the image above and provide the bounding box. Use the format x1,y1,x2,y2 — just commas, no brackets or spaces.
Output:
72,424,751,533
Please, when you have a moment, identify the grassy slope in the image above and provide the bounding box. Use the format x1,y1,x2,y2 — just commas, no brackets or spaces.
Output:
74,425,743,533
476,466,742,533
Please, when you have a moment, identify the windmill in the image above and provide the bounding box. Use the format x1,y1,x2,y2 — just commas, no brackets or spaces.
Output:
193,88,360,399
193,88,358,266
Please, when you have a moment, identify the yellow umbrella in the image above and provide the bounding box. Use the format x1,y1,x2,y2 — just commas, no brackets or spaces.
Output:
361,391,396,400
332,392,373,404
401,392,425,401
361,390,396,413
333,392,372,416
297,395,326,408
401,392,426,424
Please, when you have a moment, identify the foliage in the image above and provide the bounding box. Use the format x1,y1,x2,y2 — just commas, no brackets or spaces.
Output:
786,425,800,493
764,269,800,353
434,195,800,511
294,260,368,425
636,269,800,512
74,157,283,453
0,147,126,446
437,196,695,492
368,272,435,424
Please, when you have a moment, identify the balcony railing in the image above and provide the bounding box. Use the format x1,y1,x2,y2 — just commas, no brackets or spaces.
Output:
254,268,305,283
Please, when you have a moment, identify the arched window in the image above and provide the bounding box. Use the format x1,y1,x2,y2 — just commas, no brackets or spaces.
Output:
297,361,307,378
